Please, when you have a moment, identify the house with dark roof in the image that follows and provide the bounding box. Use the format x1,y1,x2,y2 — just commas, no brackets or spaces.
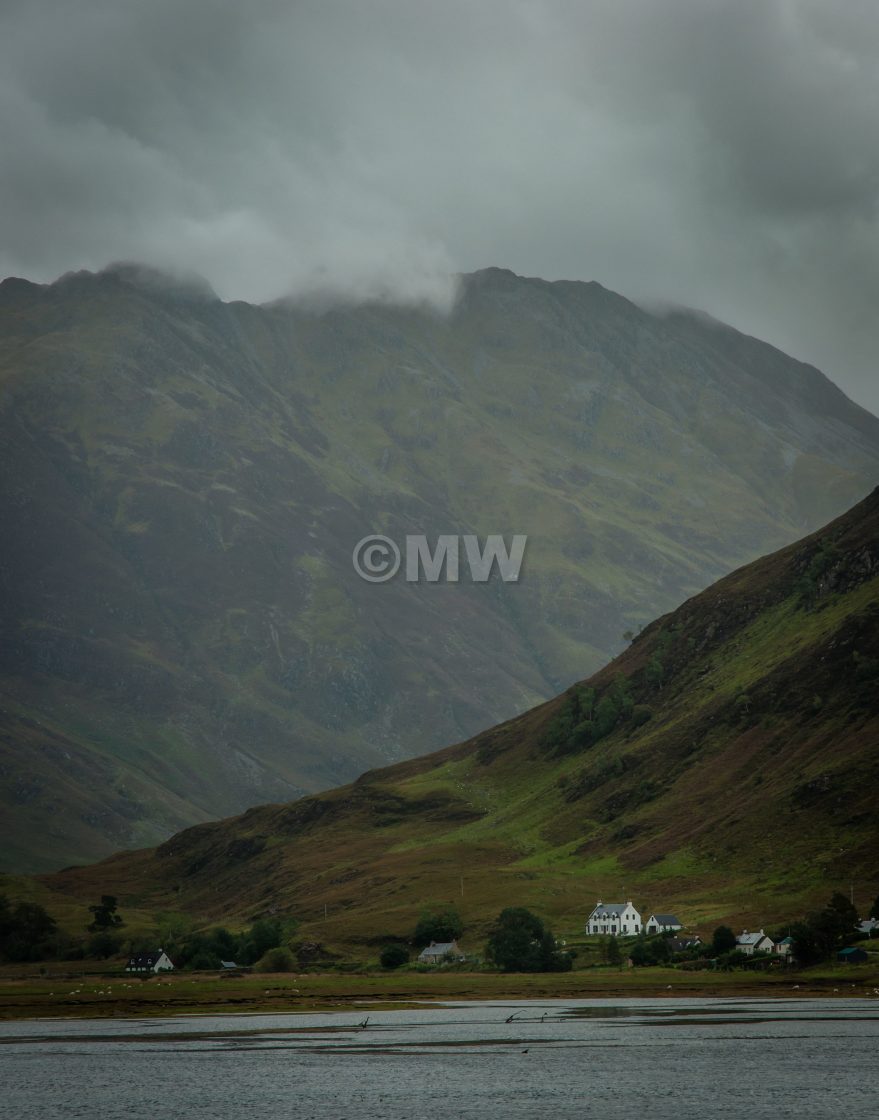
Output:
645,913,682,934
586,901,642,937
125,949,174,973
417,940,464,964
667,935,702,955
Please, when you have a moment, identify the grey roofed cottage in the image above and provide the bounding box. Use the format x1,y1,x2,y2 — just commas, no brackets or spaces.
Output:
735,929,774,955
418,940,463,963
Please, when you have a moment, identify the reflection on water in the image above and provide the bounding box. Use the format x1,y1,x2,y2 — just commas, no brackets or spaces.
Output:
2,998,877,1118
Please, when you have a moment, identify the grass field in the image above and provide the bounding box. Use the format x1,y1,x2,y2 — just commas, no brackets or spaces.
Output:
2,962,877,1022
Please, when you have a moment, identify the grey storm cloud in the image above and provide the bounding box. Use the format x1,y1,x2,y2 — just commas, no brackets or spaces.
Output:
1,0,878,410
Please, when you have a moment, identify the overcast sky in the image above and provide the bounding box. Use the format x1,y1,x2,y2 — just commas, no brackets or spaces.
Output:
1,0,878,411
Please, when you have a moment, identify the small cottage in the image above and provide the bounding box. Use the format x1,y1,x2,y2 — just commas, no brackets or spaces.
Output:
645,914,682,934
586,901,641,937
774,936,794,958
418,940,464,964
126,950,174,973
735,929,774,956
666,936,702,955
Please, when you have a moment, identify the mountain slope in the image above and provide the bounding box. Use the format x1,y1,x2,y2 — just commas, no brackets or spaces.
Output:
39,488,879,944
2,264,879,870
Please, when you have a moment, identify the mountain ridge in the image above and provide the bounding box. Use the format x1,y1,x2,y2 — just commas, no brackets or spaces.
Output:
1,264,878,871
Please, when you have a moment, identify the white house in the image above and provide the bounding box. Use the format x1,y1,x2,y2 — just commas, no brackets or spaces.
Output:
418,940,464,964
125,949,174,973
735,929,774,956
645,913,682,934
586,901,641,936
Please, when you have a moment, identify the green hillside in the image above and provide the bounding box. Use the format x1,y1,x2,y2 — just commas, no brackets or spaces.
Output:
2,264,878,870
37,488,879,950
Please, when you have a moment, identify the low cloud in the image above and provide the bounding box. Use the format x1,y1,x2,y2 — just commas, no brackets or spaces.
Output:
1,0,877,408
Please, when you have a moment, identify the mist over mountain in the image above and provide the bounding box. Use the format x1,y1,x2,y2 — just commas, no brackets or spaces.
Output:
1,264,878,871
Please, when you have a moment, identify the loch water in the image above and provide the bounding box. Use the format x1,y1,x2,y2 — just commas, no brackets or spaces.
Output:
2,997,877,1119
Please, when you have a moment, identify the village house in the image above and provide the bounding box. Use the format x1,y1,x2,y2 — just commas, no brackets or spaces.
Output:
645,913,682,934
125,949,174,974
666,935,702,955
774,936,794,959
586,901,642,936
735,929,774,956
417,940,464,964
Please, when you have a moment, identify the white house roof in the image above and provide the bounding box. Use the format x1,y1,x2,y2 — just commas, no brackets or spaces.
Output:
419,941,458,957
736,930,770,945
590,903,632,917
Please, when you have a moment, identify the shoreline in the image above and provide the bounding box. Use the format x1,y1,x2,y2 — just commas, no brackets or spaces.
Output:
2,965,877,1021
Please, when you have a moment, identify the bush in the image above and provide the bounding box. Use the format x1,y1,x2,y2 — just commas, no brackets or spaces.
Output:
379,945,410,969
255,946,296,973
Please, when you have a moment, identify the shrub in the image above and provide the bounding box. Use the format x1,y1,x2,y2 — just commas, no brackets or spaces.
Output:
379,945,410,969
255,946,296,972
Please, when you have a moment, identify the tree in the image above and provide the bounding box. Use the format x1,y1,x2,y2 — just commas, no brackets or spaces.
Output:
0,898,58,962
645,654,664,690
88,896,124,933
485,908,570,972
606,937,623,968
380,944,410,969
869,895,879,922
239,918,288,964
413,906,463,949
629,934,671,967
791,892,860,965
712,926,737,955
594,696,620,740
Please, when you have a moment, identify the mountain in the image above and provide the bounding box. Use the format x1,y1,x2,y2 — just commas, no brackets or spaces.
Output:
35,488,879,947
2,264,879,872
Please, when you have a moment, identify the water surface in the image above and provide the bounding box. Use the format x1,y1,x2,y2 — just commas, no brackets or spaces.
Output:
2,997,876,1118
